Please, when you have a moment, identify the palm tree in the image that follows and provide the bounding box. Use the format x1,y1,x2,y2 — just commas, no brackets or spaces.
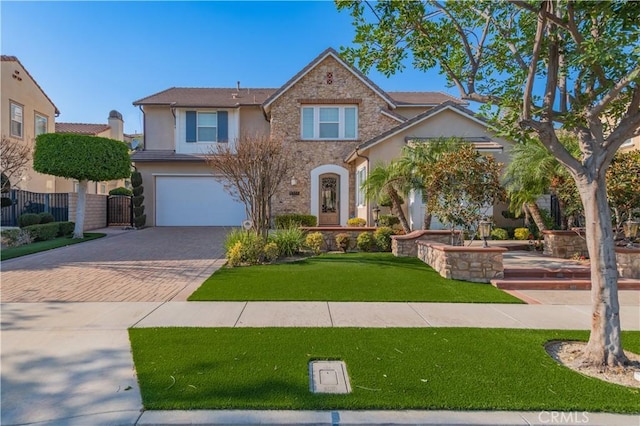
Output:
361,162,412,233
396,137,459,229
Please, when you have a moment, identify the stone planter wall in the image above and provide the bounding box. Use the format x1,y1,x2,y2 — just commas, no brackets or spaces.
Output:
542,229,588,258
392,230,462,257
301,227,378,252
416,241,506,283
616,247,640,279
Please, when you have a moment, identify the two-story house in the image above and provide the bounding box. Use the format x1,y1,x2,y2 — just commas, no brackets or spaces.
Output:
132,48,515,228
1,55,59,193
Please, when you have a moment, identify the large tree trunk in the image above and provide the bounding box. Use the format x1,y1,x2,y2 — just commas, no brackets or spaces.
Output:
73,180,88,239
526,202,547,233
388,188,411,233
578,175,627,367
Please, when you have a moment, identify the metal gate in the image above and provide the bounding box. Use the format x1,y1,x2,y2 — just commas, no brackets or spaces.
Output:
107,195,133,227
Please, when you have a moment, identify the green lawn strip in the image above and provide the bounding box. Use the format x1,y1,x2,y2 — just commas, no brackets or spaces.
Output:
188,253,521,303
129,328,640,412
1,233,106,260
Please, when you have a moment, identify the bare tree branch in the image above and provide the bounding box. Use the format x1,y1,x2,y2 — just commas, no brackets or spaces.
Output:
0,135,31,192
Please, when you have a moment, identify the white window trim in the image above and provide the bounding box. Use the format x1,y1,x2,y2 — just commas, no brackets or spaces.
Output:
300,105,358,140
35,112,48,136
356,165,367,207
197,111,218,143
10,101,23,139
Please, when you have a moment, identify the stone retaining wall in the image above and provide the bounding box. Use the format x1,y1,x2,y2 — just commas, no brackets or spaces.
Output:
68,193,107,231
542,229,588,258
616,247,640,279
392,230,462,257
416,241,506,283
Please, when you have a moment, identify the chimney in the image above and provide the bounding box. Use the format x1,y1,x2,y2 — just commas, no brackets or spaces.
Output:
237,81,240,91
108,110,124,141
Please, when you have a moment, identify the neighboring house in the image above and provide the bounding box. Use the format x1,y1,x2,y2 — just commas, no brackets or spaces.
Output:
132,48,518,229
55,110,131,194
1,55,59,193
619,135,640,152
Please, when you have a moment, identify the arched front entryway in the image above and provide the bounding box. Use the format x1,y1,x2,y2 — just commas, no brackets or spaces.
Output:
310,165,349,226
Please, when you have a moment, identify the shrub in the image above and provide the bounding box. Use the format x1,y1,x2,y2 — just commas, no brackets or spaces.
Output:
305,232,324,255
490,227,509,240
133,195,145,208
378,214,400,227
356,232,375,252
109,187,133,196
271,226,305,257
134,206,145,217
263,242,279,263
274,214,317,228
24,222,60,242
514,227,531,240
132,186,144,197
227,241,243,267
347,217,366,227
134,215,146,228
37,212,55,224
19,213,41,227
335,233,350,253
374,227,394,252
131,171,143,188
1,228,33,247
224,229,264,264
57,221,75,236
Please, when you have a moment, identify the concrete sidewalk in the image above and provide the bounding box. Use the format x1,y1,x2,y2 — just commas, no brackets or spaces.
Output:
2,300,639,425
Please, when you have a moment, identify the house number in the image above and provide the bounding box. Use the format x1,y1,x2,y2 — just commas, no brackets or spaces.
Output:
326,72,333,84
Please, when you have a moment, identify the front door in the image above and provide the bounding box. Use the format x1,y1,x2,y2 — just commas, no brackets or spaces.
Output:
319,173,339,226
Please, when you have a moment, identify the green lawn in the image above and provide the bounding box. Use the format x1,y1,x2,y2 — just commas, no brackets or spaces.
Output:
1,233,106,260
129,327,640,412
188,253,521,303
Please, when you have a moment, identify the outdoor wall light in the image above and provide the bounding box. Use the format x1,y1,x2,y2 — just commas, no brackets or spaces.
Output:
373,206,381,227
478,220,492,248
623,220,639,247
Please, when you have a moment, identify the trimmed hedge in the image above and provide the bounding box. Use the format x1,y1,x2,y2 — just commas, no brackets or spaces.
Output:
57,221,75,237
38,212,55,224
19,213,41,228
275,214,317,228
24,222,60,242
109,187,133,196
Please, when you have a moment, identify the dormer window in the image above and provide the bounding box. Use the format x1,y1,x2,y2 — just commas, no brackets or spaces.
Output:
301,105,357,140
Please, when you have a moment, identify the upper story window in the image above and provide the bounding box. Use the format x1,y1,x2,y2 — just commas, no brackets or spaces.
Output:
10,102,23,138
35,113,48,136
301,105,357,140
186,110,228,143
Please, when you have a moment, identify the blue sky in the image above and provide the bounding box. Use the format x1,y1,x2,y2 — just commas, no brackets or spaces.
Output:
2,1,453,134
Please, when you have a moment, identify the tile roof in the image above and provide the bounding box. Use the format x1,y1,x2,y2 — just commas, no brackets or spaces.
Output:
131,150,207,162
2,55,60,115
388,91,467,106
55,122,111,135
133,87,277,107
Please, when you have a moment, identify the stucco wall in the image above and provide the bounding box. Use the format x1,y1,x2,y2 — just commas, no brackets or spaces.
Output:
1,58,58,193
268,55,398,223
142,106,175,150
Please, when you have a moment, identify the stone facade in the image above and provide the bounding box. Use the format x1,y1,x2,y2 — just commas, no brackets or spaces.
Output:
392,230,463,257
615,247,640,279
416,241,506,283
542,230,588,258
269,55,398,220
68,193,107,231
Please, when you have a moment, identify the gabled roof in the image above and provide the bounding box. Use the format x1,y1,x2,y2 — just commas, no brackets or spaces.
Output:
345,101,495,162
133,87,277,108
262,48,397,115
2,55,60,115
56,122,110,135
388,91,467,107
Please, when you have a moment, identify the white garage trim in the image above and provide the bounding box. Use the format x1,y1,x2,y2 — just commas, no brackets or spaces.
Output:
154,175,246,226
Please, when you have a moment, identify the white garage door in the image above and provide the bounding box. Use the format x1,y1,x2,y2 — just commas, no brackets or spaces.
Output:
155,176,246,226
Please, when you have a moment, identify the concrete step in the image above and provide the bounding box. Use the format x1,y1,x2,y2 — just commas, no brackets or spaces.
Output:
491,277,640,290
503,267,591,280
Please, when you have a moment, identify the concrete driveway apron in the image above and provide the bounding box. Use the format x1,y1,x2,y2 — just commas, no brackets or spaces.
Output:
0,227,229,302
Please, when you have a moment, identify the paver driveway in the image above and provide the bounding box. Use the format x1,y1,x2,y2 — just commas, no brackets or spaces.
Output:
0,227,229,302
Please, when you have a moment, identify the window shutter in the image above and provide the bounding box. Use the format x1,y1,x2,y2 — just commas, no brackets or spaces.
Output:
217,111,228,142
186,111,196,142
